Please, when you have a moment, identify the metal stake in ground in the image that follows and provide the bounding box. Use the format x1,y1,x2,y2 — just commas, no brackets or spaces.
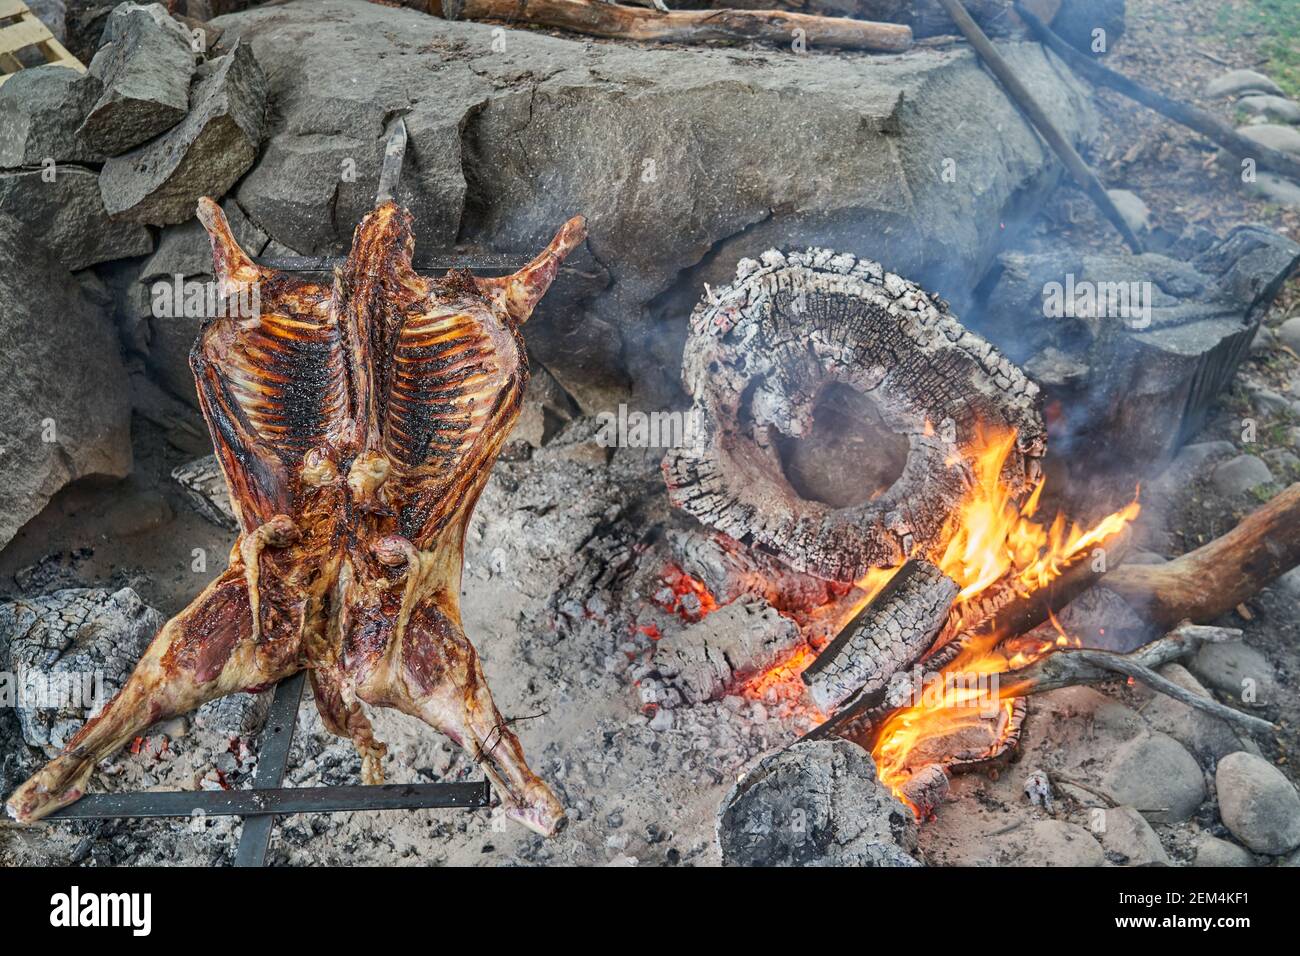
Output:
936,0,1144,254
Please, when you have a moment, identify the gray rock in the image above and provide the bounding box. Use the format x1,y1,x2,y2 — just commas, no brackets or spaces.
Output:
1189,641,1278,706
1192,833,1255,867
1276,566,1300,603
1279,316,1300,353
1251,324,1276,352
717,739,919,866
1229,123,1300,159
0,588,163,756
99,40,265,225
138,197,268,402
1107,188,1151,234
210,0,1098,409
1139,663,1243,762
1098,805,1170,866
0,216,133,552
0,65,104,167
1248,172,1300,209
1102,731,1206,823
1248,386,1293,416
78,2,195,155
26,0,66,40
1216,751,1300,855
0,166,153,270
1004,820,1106,867
1211,454,1274,497
1206,70,1285,99
1237,95,1300,125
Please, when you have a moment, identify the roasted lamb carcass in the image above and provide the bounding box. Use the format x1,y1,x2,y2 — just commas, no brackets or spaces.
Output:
6,198,586,837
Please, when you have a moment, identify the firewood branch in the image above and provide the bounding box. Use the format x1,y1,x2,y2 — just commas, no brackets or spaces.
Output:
1102,482,1300,629
432,0,914,51
997,622,1277,736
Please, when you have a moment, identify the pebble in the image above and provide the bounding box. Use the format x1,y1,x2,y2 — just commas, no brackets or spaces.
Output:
1098,806,1171,866
1279,315,1300,353
1106,188,1151,234
1237,94,1300,124
1189,641,1278,705
1192,833,1255,867
1215,752,1300,855
1205,69,1284,98
1211,454,1273,497
1139,663,1243,761
649,708,674,731
1247,172,1300,209
1261,448,1299,474
1102,731,1206,823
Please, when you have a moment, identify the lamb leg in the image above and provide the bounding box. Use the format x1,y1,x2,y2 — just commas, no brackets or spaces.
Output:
5,563,307,823
373,607,564,837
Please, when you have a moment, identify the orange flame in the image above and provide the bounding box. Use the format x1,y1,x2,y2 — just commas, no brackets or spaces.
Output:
868,428,1137,812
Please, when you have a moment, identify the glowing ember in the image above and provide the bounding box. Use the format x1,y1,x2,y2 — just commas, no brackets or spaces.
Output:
738,644,826,721
654,565,720,621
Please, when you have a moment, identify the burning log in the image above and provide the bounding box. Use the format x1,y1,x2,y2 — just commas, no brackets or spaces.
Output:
429,0,914,51
801,559,958,714
1101,482,1300,630
665,248,1045,584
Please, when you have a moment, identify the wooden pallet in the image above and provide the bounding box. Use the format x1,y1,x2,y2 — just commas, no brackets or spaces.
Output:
0,0,84,86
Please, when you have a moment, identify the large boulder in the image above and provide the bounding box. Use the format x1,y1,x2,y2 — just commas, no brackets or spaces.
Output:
209,0,1098,410
99,39,266,225
0,166,153,270
0,65,104,167
0,216,133,553
78,2,195,155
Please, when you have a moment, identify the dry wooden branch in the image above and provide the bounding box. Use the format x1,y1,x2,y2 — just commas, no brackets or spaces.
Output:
998,622,1276,736
1103,483,1300,629
433,0,913,51
935,0,1143,253
1014,2,1300,185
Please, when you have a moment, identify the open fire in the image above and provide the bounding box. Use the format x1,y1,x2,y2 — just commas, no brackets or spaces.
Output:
741,426,1141,815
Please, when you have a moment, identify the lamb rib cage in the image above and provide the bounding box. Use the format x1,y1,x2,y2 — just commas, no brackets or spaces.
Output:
6,197,588,837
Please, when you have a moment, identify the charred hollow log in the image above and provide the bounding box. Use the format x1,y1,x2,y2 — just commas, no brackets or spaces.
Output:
664,249,1045,584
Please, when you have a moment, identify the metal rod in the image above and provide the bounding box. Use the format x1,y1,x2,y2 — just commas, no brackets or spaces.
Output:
45,781,492,820
375,116,409,205
253,253,538,276
233,671,305,867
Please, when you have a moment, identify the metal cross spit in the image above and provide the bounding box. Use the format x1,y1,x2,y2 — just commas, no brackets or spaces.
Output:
49,672,493,866
43,118,516,866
